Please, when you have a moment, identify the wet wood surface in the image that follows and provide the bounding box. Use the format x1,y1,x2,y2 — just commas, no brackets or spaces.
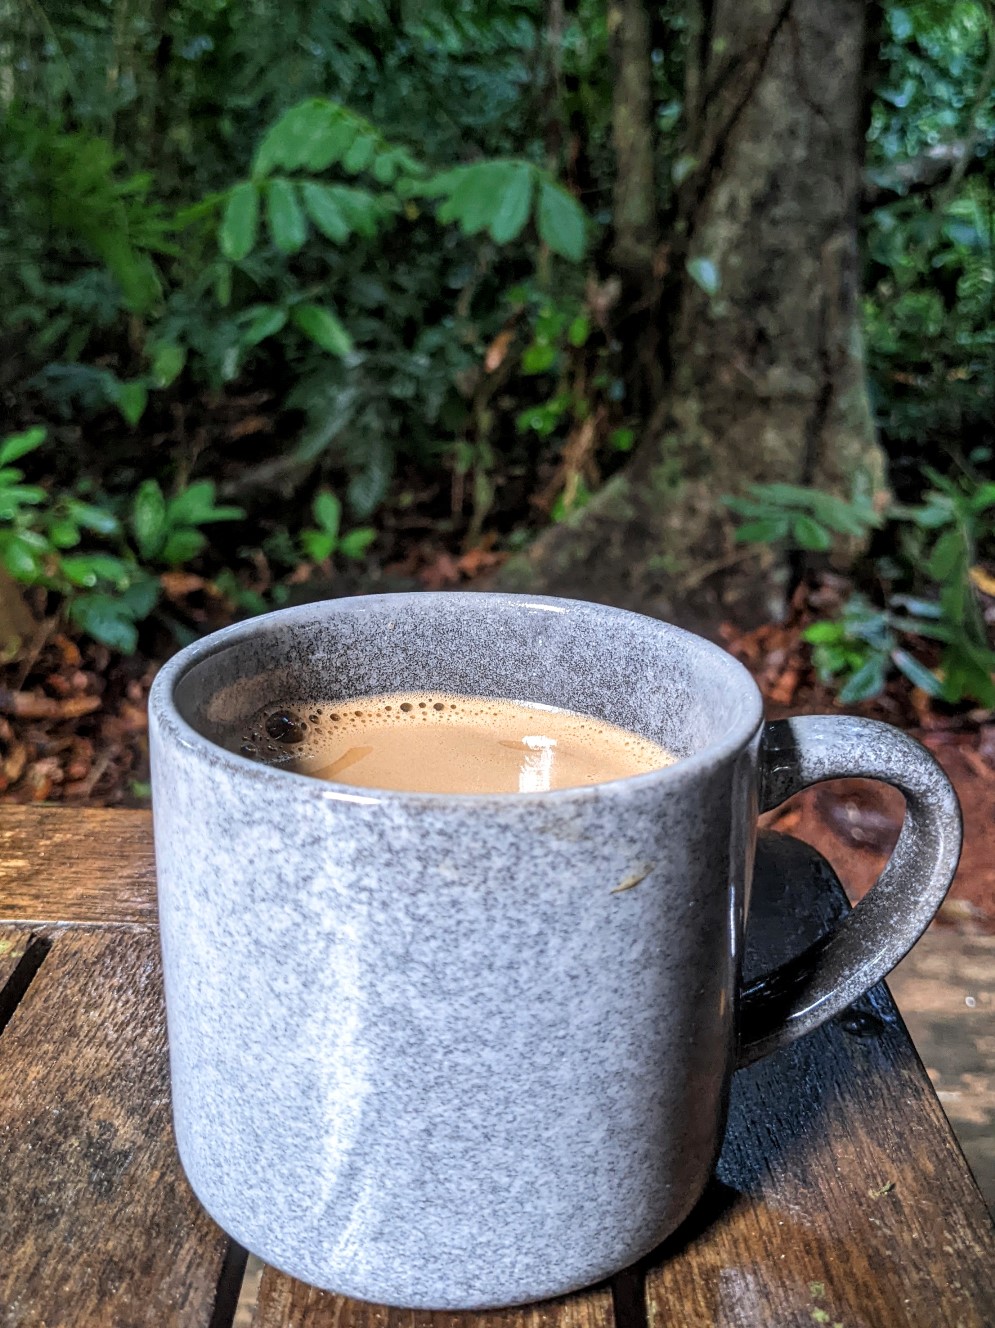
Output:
644,836,995,1328
252,1279,615,1328
0,807,993,1327
0,805,156,926
0,925,233,1326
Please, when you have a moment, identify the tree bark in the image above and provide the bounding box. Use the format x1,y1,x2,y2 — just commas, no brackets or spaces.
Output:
0,571,35,663
609,0,658,278
500,0,888,635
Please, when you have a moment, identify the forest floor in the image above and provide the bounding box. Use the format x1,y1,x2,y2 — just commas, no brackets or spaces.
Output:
2,567,993,1208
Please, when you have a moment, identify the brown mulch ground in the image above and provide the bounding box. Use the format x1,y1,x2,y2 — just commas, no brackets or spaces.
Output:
2,576,993,925
727,587,995,929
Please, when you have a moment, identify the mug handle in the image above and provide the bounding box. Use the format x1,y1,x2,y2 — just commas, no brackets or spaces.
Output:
737,715,962,1067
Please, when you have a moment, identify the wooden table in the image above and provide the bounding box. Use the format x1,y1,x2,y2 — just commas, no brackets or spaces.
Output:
1,808,993,1328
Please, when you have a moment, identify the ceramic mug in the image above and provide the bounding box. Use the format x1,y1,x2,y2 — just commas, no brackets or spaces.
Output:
148,593,961,1309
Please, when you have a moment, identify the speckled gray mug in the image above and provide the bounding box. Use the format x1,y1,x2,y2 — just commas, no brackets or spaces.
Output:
148,592,961,1310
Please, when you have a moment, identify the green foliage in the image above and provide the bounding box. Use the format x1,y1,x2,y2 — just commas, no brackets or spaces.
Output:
5,0,993,676
864,1,995,459
4,112,176,317
2,7,593,543
298,492,376,563
130,479,244,566
729,469,995,707
724,481,885,551
427,160,586,259
0,428,244,652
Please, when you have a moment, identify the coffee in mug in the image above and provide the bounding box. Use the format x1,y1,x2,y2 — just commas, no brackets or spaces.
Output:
233,692,676,793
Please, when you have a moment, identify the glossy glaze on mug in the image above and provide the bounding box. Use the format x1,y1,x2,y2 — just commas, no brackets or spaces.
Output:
148,592,960,1310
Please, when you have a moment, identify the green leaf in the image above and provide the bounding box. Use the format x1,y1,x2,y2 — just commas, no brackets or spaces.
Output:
69,594,138,653
0,426,46,466
215,262,233,307
167,480,244,526
838,655,888,703
150,343,186,388
330,186,381,238
967,483,995,514
305,114,360,171
891,649,944,697
803,621,845,644
67,500,120,536
220,182,259,261
114,381,148,427
927,528,965,582
686,256,720,296
161,528,207,566
746,483,815,508
240,304,287,347
252,100,339,175
301,529,335,562
811,643,850,678
312,490,342,540
1,533,45,581
0,485,46,516
300,182,351,244
292,304,354,358
48,519,80,549
610,427,635,452
437,164,498,234
734,517,790,543
372,151,399,184
889,594,944,619
338,527,376,559
488,162,534,244
60,554,131,588
791,515,833,551
119,576,159,619
536,179,586,262
265,179,308,254
342,133,376,174
131,479,167,560
347,438,392,517
807,490,877,536
896,500,951,530
522,343,558,374
568,314,590,348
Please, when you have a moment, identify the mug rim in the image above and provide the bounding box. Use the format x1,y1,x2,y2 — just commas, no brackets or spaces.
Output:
149,591,764,806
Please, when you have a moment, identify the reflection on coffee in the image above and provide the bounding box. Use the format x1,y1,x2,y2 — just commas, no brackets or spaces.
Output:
235,692,676,794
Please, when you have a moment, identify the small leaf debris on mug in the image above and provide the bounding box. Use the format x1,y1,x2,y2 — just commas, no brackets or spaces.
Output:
611,866,653,894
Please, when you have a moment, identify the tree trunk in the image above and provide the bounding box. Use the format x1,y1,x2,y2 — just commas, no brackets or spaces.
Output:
609,0,658,278
500,0,887,635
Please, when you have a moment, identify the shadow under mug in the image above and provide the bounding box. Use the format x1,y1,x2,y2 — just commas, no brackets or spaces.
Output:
148,592,961,1309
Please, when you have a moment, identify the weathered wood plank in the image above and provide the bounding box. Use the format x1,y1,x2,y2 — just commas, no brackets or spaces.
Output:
252,1275,615,1328
0,806,156,926
0,927,230,1326
0,927,47,1038
0,927,34,999
645,835,995,1328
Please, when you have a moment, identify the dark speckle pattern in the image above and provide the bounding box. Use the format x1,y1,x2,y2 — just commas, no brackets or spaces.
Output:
148,593,959,1309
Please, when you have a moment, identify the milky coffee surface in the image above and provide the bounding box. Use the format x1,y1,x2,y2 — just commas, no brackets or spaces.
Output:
237,691,676,794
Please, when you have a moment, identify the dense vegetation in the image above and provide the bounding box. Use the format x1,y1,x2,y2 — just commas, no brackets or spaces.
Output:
1,0,994,703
